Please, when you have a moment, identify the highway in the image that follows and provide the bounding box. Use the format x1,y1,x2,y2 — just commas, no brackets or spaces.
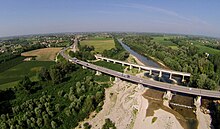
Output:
60,48,220,99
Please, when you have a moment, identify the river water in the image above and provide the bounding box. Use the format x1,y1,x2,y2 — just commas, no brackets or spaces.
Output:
118,40,161,68
118,39,186,85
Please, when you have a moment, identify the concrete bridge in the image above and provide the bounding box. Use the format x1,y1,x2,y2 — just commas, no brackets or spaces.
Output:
95,55,191,82
59,47,220,110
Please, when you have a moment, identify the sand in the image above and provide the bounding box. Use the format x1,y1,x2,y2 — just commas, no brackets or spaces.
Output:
196,108,212,129
75,54,212,129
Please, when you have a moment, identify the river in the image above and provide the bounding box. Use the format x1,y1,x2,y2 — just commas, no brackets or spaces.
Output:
118,39,186,85
118,39,161,68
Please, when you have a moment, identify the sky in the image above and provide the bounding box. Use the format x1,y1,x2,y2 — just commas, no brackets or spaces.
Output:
0,0,220,37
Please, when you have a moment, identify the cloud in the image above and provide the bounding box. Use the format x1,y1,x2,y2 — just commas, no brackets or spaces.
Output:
115,3,209,26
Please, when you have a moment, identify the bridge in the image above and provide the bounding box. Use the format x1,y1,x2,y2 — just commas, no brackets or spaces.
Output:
59,48,220,100
95,55,191,82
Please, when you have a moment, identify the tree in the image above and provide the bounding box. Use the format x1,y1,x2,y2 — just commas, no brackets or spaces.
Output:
18,76,32,92
49,65,63,84
51,121,57,129
37,67,51,81
37,118,43,127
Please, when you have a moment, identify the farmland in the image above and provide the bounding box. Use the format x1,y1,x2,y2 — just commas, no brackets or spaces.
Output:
21,47,62,61
0,61,54,89
80,37,115,53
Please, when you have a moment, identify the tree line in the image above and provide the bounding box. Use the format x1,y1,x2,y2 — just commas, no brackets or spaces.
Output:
123,36,219,90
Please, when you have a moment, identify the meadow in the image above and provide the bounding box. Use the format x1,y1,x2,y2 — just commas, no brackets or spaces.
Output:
0,61,54,89
190,40,220,55
80,37,115,53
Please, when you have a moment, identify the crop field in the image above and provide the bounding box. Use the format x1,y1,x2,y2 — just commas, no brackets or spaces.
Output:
21,47,62,61
190,40,220,55
0,61,54,89
0,56,25,73
152,36,177,46
80,37,115,53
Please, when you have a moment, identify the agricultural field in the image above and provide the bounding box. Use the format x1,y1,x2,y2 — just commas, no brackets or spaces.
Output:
0,61,54,90
189,40,220,55
80,37,115,53
21,47,62,61
152,36,177,46
151,36,178,50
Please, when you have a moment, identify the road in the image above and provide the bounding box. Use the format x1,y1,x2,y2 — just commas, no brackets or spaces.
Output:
60,48,220,99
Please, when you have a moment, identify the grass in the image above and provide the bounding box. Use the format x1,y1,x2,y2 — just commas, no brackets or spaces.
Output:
80,38,115,53
93,61,124,73
0,56,25,73
152,36,177,47
21,47,62,61
195,44,220,55
0,61,54,89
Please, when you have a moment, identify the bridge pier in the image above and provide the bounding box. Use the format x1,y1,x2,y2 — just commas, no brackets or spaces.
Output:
114,77,121,83
82,66,87,69
159,71,162,77
194,96,202,114
113,61,116,64
95,71,102,76
182,76,185,82
149,70,152,75
138,83,144,90
163,91,173,107
138,67,141,72
129,65,133,70
107,59,110,62
122,63,124,66
194,96,201,108
169,73,172,79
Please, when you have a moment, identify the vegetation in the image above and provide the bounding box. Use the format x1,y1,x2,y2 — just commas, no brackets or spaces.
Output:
0,56,25,73
123,36,220,90
0,62,110,129
102,38,129,61
0,61,54,88
151,117,157,123
102,118,116,129
69,45,95,61
93,61,124,73
80,37,115,53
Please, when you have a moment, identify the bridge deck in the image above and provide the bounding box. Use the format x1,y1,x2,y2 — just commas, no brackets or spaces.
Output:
60,48,220,99
96,56,191,77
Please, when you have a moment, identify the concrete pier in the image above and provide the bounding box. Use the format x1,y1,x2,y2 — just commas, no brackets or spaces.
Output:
194,96,201,108
82,66,87,69
149,70,152,75
138,83,144,90
182,76,185,82
114,77,121,83
169,73,172,80
130,65,133,70
163,91,173,107
138,67,141,72
95,71,102,76
159,71,162,77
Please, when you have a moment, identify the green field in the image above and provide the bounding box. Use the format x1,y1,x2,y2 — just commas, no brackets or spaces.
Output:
0,61,54,89
152,36,177,46
190,40,220,55
80,37,115,53
93,61,124,73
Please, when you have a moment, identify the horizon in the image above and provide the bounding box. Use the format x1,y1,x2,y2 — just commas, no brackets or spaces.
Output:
1,0,220,38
